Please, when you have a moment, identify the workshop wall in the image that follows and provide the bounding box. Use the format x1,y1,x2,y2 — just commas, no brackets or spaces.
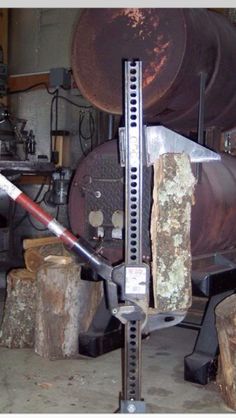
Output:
9,9,80,74
9,8,96,164
6,9,99,272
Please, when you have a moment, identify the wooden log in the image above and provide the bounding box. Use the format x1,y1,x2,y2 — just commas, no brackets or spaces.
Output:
150,154,196,312
215,294,236,410
24,243,70,272
44,255,73,264
35,260,103,360
23,236,61,250
0,269,36,348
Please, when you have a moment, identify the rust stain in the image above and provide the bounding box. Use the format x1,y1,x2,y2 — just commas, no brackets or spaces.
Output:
116,9,171,89
143,55,168,87
72,9,236,129
143,39,170,88
117,9,171,88
122,8,145,28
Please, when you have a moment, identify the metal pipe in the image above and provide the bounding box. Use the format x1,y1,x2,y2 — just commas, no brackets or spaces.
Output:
72,8,236,131
191,153,236,256
197,72,207,147
196,72,207,182
108,114,114,140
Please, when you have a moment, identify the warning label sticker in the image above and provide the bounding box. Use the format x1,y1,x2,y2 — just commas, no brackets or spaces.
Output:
125,267,147,295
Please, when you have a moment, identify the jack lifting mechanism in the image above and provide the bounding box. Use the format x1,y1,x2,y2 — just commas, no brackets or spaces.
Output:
0,60,219,413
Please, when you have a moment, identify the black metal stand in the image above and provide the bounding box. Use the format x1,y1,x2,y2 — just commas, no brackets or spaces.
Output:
79,297,123,357
184,289,234,385
183,251,236,385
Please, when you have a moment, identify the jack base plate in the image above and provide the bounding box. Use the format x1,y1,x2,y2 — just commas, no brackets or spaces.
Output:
119,400,146,413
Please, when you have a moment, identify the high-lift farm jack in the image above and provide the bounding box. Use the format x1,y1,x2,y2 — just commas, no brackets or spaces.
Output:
0,60,219,413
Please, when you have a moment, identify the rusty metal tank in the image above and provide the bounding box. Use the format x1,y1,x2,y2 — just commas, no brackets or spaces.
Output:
191,153,236,256
72,8,236,131
68,140,236,262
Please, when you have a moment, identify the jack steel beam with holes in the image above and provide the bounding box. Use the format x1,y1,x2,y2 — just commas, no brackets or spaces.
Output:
119,60,149,413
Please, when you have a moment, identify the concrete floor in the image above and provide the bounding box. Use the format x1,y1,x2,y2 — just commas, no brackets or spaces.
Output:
0,322,234,414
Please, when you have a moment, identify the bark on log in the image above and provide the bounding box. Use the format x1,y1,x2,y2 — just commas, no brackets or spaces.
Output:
35,259,103,360
24,243,70,272
0,269,36,348
150,154,196,312
216,294,236,410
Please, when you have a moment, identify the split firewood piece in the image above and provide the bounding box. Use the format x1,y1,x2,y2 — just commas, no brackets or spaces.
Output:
150,153,196,312
24,243,71,272
23,236,61,250
44,255,73,264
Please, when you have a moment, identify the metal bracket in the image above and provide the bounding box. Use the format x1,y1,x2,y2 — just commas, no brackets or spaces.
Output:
145,125,220,166
120,124,220,169
112,304,145,325
143,310,187,334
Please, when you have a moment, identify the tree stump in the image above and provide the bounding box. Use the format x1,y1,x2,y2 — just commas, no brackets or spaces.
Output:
150,154,196,312
215,294,236,410
0,269,36,348
35,258,103,360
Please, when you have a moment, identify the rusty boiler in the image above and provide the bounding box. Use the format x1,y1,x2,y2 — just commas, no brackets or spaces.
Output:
70,8,236,260
72,8,236,132
69,140,236,261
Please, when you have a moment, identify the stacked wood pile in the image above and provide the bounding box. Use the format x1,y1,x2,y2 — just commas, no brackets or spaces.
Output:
216,294,236,410
0,236,103,359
